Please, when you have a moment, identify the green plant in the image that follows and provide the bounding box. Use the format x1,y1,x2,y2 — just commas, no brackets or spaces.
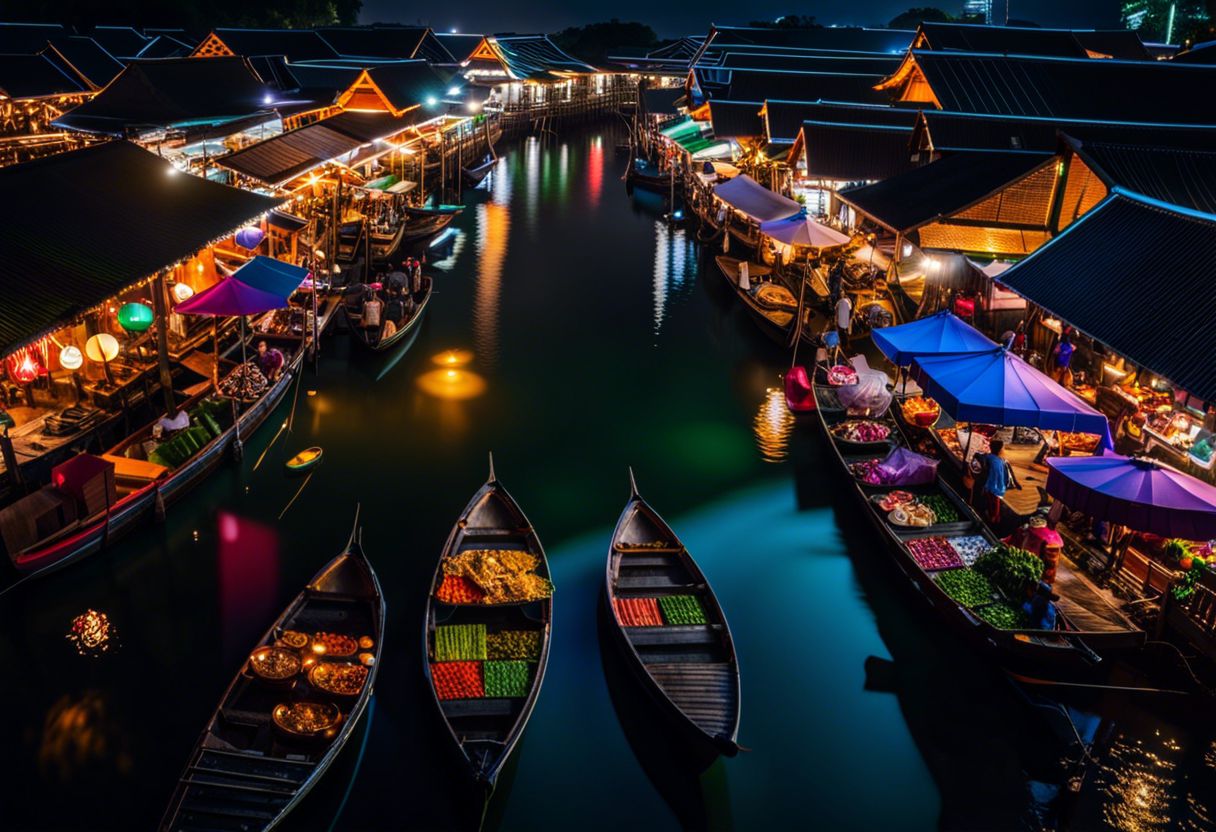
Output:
974,544,1044,597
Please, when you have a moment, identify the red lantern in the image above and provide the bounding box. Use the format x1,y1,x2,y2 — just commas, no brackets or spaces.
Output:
8,352,40,384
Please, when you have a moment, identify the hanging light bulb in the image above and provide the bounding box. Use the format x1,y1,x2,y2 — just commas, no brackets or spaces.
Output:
173,283,195,302
58,344,83,370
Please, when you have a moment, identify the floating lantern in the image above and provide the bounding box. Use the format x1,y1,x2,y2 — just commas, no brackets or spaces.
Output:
67,609,117,657
235,226,265,249
85,333,119,363
117,302,154,332
172,282,194,302
58,345,83,371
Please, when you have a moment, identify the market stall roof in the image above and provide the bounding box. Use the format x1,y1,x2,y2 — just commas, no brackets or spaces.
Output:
911,347,1112,446
713,174,801,223
640,85,686,116
690,65,888,104
193,28,339,62
758,213,851,248
1045,454,1216,540
765,99,918,145
914,110,1216,155
54,57,273,136
1067,139,1216,215
44,36,125,89
0,141,281,357
872,310,998,366
690,25,913,68
997,189,1216,404
915,21,1150,60
217,108,423,186
0,53,89,99
707,100,763,138
798,121,917,182
836,151,1052,233
230,255,310,300
881,51,1216,124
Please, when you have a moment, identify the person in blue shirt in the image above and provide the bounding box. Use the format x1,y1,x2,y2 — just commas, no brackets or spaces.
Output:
977,439,1021,524
1022,581,1058,630
1052,332,1075,387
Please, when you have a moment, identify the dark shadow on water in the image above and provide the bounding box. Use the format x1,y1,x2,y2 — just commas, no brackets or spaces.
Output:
595,593,732,832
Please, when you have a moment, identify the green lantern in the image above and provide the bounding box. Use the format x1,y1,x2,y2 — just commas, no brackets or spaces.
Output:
117,302,154,332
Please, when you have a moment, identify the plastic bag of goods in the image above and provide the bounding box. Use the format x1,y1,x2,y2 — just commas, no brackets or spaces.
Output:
877,446,939,486
836,369,893,417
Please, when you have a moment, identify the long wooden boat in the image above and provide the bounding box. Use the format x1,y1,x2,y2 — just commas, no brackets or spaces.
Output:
715,255,814,347
626,157,672,192
604,470,741,758
159,514,384,831
812,380,1145,682
422,455,552,787
348,278,433,353
462,157,496,188
402,204,465,218
3,335,305,583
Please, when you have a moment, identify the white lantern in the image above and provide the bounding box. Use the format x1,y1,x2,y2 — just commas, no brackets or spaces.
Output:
85,333,119,363
58,345,83,370
173,282,194,302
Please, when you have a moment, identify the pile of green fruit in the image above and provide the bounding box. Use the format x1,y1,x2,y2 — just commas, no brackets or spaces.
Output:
974,544,1044,597
975,602,1030,630
936,568,996,608
919,494,959,524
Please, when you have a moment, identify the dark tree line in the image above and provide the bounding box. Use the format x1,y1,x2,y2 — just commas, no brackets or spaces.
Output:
1,0,361,31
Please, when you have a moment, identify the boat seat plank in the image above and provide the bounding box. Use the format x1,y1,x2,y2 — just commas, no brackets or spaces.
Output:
182,773,297,797
646,662,738,734
440,698,520,718
188,764,303,789
615,575,700,591
617,554,678,567
625,625,720,646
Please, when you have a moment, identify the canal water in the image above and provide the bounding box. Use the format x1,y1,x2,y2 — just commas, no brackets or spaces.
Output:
1,126,1213,831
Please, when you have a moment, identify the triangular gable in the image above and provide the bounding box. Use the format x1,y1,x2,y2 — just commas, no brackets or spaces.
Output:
874,52,938,107
192,31,234,58
336,68,414,117
468,37,500,63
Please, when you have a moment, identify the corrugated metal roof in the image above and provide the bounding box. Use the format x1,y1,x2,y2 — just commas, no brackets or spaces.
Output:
0,141,280,357
707,100,763,138
998,190,1216,401
712,50,900,74
911,52,1216,123
837,151,1051,232
489,35,597,80
0,22,69,54
44,37,124,89
1069,141,1216,214
801,121,917,182
693,66,888,104
917,110,1216,154
55,57,272,135
209,28,338,62
692,25,913,67
918,22,1149,60
766,99,918,144
0,53,89,99
87,26,150,60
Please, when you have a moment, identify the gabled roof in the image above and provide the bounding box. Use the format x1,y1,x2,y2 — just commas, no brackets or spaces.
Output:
764,99,918,145
194,28,338,62
317,26,452,62
88,26,151,60
45,37,125,89
707,100,763,138
837,151,1052,233
217,108,424,186
0,53,89,99
146,28,200,48
135,34,194,60
435,32,485,64
998,190,1216,401
648,37,703,61
882,51,1216,124
481,34,598,80
799,121,918,182
915,110,1216,155
283,62,364,100
691,66,888,104
711,50,901,74
1171,40,1216,63
0,141,280,357
692,25,913,67
0,22,68,53
55,57,272,136
1067,140,1216,215
336,61,450,116
915,22,1149,60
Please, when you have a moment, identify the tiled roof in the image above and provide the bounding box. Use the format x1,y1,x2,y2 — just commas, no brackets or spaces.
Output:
765,100,918,144
917,22,1149,60
707,100,763,138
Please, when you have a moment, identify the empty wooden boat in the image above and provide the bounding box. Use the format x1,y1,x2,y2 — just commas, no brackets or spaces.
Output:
462,156,496,187
159,515,384,831
605,470,741,758
285,447,323,474
423,454,553,787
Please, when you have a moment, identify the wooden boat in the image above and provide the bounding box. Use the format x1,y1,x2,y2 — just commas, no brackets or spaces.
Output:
462,156,496,188
422,454,552,787
395,213,456,250
626,157,672,192
159,513,384,831
811,380,1146,682
3,334,306,583
348,278,433,353
402,204,464,218
604,470,741,758
285,447,323,474
715,255,815,346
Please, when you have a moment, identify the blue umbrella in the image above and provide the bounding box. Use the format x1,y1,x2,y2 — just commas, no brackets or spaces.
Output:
872,310,997,366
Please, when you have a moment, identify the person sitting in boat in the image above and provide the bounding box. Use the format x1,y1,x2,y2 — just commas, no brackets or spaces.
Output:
255,340,285,381
386,265,408,295
384,293,406,326
1021,581,1058,630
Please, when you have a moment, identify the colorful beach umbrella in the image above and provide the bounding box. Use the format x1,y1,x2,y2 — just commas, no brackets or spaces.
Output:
1046,453,1216,540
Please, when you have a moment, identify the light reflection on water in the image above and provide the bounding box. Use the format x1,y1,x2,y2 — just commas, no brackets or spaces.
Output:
650,223,694,338
473,201,509,369
752,387,795,463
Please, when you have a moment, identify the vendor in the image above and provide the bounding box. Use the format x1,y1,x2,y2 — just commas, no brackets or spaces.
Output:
1021,581,1058,630
255,340,285,381
976,439,1021,525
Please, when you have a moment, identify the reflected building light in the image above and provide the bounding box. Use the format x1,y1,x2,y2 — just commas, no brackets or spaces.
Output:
66,609,117,657
432,349,474,367
753,387,795,463
474,201,509,368
652,222,670,337
429,228,466,271
491,154,512,207
524,137,540,229
558,142,569,203
588,135,603,208
38,692,126,782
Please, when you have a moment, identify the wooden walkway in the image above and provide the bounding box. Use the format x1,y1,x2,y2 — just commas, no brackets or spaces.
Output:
1054,558,1138,634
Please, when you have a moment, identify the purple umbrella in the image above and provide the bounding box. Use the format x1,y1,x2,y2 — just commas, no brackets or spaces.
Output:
1046,453,1216,540
174,276,287,317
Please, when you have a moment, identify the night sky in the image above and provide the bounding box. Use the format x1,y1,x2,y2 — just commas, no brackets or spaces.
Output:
362,0,1123,39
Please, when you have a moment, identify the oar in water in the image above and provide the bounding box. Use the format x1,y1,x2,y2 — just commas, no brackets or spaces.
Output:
279,469,315,520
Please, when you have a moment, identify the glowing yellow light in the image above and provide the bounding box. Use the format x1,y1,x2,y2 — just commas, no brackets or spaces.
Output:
416,368,487,400
431,349,474,367
753,387,795,463
173,282,194,302
66,610,116,656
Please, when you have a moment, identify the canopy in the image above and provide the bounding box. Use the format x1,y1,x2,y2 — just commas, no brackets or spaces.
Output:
713,174,801,223
759,212,850,249
873,310,997,366
1046,453,1216,540
911,347,1113,448
176,257,307,317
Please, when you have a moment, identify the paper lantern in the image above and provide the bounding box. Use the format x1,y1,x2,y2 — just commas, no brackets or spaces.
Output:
85,333,119,363
117,303,154,332
59,345,83,370
235,226,265,249
173,282,194,302
11,354,39,383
